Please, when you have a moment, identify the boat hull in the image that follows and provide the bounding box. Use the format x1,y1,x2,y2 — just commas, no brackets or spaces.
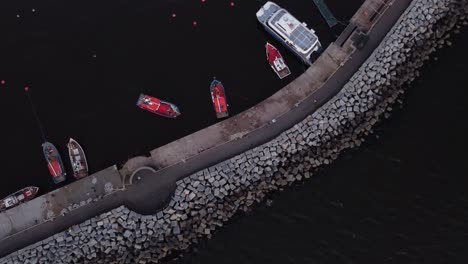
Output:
266,42,291,79
210,80,229,119
0,186,39,212
42,142,67,184
136,94,181,118
67,138,89,179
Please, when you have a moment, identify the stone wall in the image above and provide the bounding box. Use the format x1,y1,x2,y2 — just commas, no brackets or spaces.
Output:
1,0,467,263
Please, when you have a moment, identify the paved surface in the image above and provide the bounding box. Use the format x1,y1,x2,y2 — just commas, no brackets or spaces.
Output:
0,167,179,257
0,166,125,256
0,197,46,239
123,169,177,215
0,0,412,258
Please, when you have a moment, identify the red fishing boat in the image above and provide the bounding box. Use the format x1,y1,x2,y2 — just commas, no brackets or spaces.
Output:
136,94,181,118
266,42,291,79
25,88,66,184
42,142,67,184
0,186,39,212
210,79,229,119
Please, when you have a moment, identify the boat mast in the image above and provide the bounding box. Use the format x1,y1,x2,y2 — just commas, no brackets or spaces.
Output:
25,87,47,143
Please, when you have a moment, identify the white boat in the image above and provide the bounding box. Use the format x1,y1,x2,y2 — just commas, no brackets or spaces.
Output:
67,138,89,179
256,1,322,65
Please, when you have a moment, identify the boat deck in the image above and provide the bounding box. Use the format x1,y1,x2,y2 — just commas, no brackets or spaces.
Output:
277,68,291,79
269,10,319,53
211,81,229,119
267,44,291,79
256,3,280,23
216,112,229,119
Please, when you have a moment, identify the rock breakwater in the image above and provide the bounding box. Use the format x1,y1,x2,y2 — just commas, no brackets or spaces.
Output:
1,0,467,263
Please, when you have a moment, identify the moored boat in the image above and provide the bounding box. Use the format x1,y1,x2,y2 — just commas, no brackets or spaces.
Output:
266,42,291,79
0,186,39,212
210,79,229,119
42,141,67,184
67,138,89,179
256,1,322,65
136,94,181,118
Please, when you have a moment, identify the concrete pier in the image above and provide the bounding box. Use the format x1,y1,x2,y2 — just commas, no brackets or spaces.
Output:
0,166,124,255
0,166,122,239
3,0,464,260
0,0,406,257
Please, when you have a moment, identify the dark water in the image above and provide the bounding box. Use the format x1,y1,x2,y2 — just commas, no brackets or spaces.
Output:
0,0,363,197
167,31,468,263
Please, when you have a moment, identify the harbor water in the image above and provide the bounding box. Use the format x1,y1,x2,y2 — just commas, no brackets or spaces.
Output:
1,0,467,263
0,0,363,197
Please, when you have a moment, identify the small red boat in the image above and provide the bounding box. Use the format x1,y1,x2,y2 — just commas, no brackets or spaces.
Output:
42,141,67,184
210,79,229,119
136,94,181,118
266,42,291,79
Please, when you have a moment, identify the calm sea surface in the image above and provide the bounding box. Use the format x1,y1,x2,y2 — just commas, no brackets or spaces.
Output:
0,0,363,196
1,1,467,263
167,30,468,264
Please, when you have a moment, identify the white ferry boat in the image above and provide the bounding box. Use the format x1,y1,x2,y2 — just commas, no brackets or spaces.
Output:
256,1,322,65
